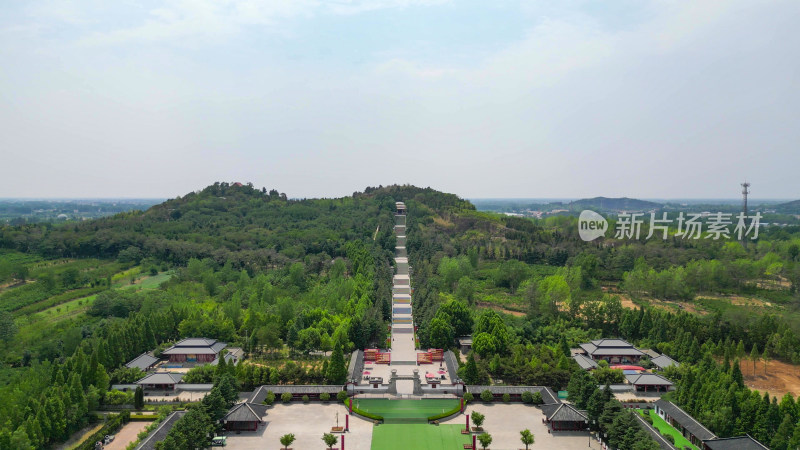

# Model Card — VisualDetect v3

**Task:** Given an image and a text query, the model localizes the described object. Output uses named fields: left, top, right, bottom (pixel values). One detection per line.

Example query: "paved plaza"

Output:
left=224, top=403, right=373, bottom=450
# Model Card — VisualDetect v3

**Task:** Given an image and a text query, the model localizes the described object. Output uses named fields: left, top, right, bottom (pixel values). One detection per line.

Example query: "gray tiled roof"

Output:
left=466, top=385, right=560, bottom=404
left=573, top=354, right=599, bottom=370
left=580, top=339, right=644, bottom=357
left=223, top=403, right=268, bottom=422
left=651, top=355, right=680, bottom=369
left=703, top=435, right=769, bottom=450
left=136, top=411, right=186, bottom=450
left=443, top=350, right=462, bottom=384
left=248, top=385, right=343, bottom=403
left=162, top=338, right=227, bottom=354
left=347, top=350, right=364, bottom=382
left=126, top=353, right=159, bottom=371
left=541, top=403, right=588, bottom=422
left=626, top=373, right=673, bottom=386
left=136, top=372, right=184, bottom=385
left=655, top=400, right=716, bottom=441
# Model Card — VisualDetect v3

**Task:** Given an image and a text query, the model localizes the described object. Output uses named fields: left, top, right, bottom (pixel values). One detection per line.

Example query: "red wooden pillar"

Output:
left=341, top=434, right=345, bottom=450
left=466, top=414, right=470, bottom=432
left=345, top=414, right=349, bottom=432
left=472, top=434, right=476, bottom=449
left=349, top=398, right=353, bottom=414
left=460, top=398, right=464, bottom=412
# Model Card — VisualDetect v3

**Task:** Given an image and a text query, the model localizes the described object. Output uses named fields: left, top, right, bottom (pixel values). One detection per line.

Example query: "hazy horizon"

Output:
left=2, top=1, right=798, bottom=199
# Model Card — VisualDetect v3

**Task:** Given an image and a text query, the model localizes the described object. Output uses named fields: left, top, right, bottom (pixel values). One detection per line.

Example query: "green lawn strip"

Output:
left=354, top=399, right=460, bottom=420
left=371, top=424, right=469, bottom=450
left=120, top=272, right=173, bottom=290
left=637, top=409, right=698, bottom=450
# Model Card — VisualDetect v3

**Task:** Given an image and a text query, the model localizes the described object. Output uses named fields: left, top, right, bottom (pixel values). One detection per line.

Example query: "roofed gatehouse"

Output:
left=161, top=337, right=227, bottom=363
left=223, top=402, right=268, bottom=431
left=578, top=339, right=644, bottom=364
left=541, top=403, right=588, bottom=432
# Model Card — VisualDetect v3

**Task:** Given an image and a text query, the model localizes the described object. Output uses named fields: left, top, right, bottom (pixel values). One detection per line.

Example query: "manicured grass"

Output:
left=638, top=409, right=698, bottom=450
left=371, top=424, right=469, bottom=450
left=354, top=399, right=460, bottom=422
left=120, top=272, right=173, bottom=290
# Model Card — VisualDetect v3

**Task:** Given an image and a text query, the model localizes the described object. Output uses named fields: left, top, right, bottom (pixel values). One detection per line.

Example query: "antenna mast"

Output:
left=741, top=181, right=750, bottom=247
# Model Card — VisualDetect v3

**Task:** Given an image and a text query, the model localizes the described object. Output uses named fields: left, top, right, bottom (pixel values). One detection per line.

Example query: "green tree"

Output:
left=461, top=353, right=478, bottom=384
left=427, top=317, right=455, bottom=349
left=480, top=390, right=493, bottom=403
left=520, top=429, right=534, bottom=449
left=471, top=411, right=485, bottom=429
left=436, top=298, right=473, bottom=337
left=280, top=433, right=296, bottom=449
left=750, top=343, right=759, bottom=376
left=477, top=432, right=492, bottom=450
left=322, top=433, right=338, bottom=449
left=281, top=392, right=292, bottom=403
left=326, top=344, right=347, bottom=384
left=134, top=386, right=144, bottom=410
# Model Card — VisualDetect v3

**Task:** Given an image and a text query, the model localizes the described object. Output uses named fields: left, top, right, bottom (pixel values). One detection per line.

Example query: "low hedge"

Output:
left=427, top=404, right=463, bottom=422
left=129, top=414, right=158, bottom=421
left=342, top=399, right=384, bottom=422
left=75, top=411, right=130, bottom=450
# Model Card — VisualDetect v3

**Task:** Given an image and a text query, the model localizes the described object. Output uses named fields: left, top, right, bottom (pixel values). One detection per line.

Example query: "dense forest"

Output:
left=1, top=183, right=799, bottom=448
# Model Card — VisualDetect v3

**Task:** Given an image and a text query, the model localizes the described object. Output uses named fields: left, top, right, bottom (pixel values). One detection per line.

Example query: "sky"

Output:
left=1, top=0, right=798, bottom=200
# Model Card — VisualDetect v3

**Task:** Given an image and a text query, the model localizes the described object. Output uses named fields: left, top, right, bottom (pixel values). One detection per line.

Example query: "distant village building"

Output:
left=161, top=337, right=227, bottom=363
left=578, top=339, right=644, bottom=364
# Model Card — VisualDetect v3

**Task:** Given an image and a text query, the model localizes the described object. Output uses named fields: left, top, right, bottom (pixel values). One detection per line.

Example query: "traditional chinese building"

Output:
left=161, top=337, right=227, bottom=363
left=578, top=339, right=644, bottom=364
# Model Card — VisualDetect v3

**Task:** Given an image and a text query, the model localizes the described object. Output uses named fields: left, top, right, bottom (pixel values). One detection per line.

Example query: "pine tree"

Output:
left=750, top=343, right=759, bottom=376
left=463, top=353, right=479, bottom=384
left=134, top=386, right=144, bottom=410
left=326, top=343, right=347, bottom=384
left=731, top=359, right=744, bottom=388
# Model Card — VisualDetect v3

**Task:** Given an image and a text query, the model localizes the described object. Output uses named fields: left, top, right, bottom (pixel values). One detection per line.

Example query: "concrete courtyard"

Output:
left=224, top=403, right=373, bottom=450
left=225, top=401, right=597, bottom=450
left=443, top=403, right=594, bottom=450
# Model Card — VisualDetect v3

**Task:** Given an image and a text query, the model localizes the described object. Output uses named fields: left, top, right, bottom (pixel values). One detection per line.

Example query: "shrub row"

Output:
left=75, top=411, right=130, bottom=450
left=341, top=399, right=384, bottom=422
left=428, top=404, right=463, bottom=422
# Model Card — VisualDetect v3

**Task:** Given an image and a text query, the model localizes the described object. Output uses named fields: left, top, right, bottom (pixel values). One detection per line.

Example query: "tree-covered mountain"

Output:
left=775, top=199, right=800, bottom=214
left=567, top=197, right=662, bottom=212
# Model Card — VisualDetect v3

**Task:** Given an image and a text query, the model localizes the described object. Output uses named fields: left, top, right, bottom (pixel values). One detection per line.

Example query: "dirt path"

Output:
left=476, top=301, right=526, bottom=317
left=103, top=421, right=151, bottom=450
left=739, top=359, right=800, bottom=399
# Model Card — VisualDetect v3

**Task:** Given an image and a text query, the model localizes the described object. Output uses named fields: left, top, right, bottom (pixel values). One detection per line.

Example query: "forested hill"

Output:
left=0, top=183, right=412, bottom=268
left=775, top=199, right=800, bottom=214
left=568, top=197, right=662, bottom=212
